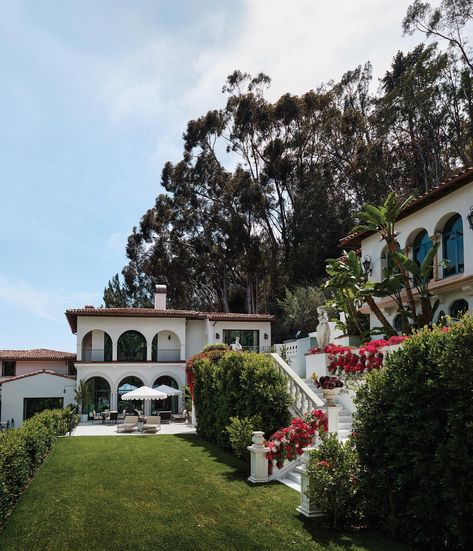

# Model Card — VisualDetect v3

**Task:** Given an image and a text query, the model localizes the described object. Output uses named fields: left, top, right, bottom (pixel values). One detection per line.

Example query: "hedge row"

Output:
left=0, top=408, right=75, bottom=525
left=355, top=317, right=473, bottom=550
left=190, top=347, right=291, bottom=449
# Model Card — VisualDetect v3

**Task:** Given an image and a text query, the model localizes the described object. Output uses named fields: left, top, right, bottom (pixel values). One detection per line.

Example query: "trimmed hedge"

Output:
left=354, top=318, right=473, bottom=550
left=0, top=408, right=74, bottom=525
left=192, top=351, right=291, bottom=449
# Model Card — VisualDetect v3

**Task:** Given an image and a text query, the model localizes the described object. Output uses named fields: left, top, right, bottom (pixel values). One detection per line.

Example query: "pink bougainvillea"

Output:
left=266, top=409, right=327, bottom=469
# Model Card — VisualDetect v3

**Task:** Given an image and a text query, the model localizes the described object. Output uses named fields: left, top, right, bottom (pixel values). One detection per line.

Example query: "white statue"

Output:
left=316, top=306, right=331, bottom=351
left=231, top=336, right=243, bottom=351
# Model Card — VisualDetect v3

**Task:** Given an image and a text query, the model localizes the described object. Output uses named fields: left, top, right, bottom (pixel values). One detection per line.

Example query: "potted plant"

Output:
left=74, top=379, right=92, bottom=422
left=312, top=374, right=344, bottom=407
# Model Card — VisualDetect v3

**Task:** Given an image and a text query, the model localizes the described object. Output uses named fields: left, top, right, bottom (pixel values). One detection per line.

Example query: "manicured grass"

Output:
left=0, top=435, right=408, bottom=551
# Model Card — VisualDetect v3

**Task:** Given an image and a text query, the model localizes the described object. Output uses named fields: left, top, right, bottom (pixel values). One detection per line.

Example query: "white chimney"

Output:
left=154, top=284, right=167, bottom=309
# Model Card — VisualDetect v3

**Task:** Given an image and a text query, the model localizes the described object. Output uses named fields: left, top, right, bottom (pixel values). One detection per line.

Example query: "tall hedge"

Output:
left=192, top=351, right=291, bottom=449
left=0, top=408, right=74, bottom=525
left=354, top=318, right=473, bottom=550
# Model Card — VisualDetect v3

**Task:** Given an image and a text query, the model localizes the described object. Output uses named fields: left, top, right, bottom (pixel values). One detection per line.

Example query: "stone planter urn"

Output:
left=322, top=388, right=340, bottom=407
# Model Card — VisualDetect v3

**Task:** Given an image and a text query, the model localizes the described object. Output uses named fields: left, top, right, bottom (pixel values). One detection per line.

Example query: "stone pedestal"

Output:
left=326, top=405, right=340, bottom=434
left=305, top=353, right=331, bottom=380
left=247, top=431, right=270, bottom=483
left=296, top=447, right=323, bottom=517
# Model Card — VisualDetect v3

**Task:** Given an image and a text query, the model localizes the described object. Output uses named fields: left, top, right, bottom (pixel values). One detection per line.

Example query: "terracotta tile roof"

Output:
left=0, top=349, right=76, bottom=361
left=65, top=308, right=274, bottom=333
left=0, top=369, right=76, bottom=385
left=339, top=166, right=473, bottom=248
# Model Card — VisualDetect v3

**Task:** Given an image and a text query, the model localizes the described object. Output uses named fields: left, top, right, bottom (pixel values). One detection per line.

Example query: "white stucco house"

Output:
left=64, top=284, right=273, bottom=416
left=339, top=167, right=473, bottom=331
left=0, top=349, right=77, bottom=426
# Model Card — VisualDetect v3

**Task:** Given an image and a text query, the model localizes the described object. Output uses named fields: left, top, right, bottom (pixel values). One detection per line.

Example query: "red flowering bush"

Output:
left=266, top=409, right=327, bottom=468
left=323, top=336, right=410, bottom=380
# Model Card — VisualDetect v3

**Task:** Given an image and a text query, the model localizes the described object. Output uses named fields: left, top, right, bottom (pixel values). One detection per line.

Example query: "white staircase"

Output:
left=269, top=353, right=354, bottom=492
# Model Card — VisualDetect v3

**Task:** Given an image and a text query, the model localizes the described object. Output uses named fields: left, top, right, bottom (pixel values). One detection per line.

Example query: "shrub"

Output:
left=226, top=415, right=262, bottom=461
left=191, top=350, right=291, bottom=451
left=0, top=407, right=73, bottom=525
left=354, top=317, right=473, bottom=549
left=306, top=433, right=363, bottom=529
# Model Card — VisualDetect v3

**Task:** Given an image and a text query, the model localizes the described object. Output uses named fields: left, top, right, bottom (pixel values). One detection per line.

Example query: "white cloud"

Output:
left=107, top=232, right=127, bottom=253
left=0, top=277, right=100, bottom=321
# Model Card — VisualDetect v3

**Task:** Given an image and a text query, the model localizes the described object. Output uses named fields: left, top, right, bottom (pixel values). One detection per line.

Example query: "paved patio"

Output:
left=72, top=422, right=196, bottom=436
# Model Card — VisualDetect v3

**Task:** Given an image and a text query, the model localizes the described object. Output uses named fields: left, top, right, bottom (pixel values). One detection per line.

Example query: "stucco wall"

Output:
left=0, top=373, right=75, bottom=426
left=14, top=360, right=68, bottom=377
left=211, top=320, right=271, bottom=348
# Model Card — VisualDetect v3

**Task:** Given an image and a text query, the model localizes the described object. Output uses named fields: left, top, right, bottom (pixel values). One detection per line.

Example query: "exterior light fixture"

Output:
left=362, top=255, right=372, bottom=275
left=215, top=332, right=220, bottom=339
left=467, top=206, right=473, bottom=230
left=168, top=334, right=171, bottom=340
left=264, top=333, right=268, bottom=340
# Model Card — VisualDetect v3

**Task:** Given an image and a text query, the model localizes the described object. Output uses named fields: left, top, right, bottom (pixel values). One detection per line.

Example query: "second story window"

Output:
left=117, top=330, right=147, bottom=361
left=413, top=230, right=433, bottom=282
left=2, top=361, right=16, bottom=377
left=443, top=214, right=464, bottom=278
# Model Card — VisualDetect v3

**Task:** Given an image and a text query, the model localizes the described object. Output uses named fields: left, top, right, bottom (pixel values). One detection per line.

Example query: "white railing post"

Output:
left=247, top=431, right=270, bottom=483
left=296, top=447, right=323, bottom=517
left=327, top=405, right=339, bottom=434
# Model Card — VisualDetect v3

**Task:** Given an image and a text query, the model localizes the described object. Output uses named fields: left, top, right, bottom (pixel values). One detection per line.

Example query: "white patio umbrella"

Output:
left=120, top=386, right=167, bottom=401
left=153, top=384, right=183, bottom=397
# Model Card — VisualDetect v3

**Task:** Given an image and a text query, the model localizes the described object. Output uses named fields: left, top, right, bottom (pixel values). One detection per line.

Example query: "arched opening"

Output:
left=413, top=230, right=433, bottom=267
left=86, top=377, right=111, bottom=414
left=81, top=330, right=112, bottom=362
left=443, top=214, right=464, bottom=277
left=152, top=376, right=179, bottom=414
left=450, top=299, right=469, bottom=320
left=117, top=376, right=144, bottom=413
left=152, top=331, right=181, bottom=362
left=117, top=330, right=147, bottom=362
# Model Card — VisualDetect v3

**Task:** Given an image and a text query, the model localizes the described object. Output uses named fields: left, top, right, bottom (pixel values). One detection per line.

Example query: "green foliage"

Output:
left=278, top=286, right=335, bottom=337
left=193, top=351, right=291, bottom=450
left=74, top=379, right=91, bottom=413
left=0, top=408, right=73, bottom=525
left=354, top=317, right=473, bottom=549
left=307, top=433, right=364, bottom=529
left=226, top=415, right=263, bottom=461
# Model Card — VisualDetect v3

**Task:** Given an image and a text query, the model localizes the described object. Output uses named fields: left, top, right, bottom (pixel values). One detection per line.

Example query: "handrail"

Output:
left=270, top=353, right=324, bottom=415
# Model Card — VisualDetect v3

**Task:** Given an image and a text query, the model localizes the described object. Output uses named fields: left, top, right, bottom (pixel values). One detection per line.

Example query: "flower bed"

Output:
left=266, top=409, right=327, bottom=468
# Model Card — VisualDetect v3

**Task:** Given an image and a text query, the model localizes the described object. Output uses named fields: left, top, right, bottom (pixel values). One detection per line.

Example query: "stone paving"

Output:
left=72, top=421, right=196, bottom=436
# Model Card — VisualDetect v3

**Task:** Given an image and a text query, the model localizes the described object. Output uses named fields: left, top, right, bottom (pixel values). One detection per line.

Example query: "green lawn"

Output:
left=0, top=435, right=408, bottom=551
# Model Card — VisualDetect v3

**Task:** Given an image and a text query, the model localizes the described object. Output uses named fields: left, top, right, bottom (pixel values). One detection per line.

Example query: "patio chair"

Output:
left=171, top=409, right=188, bottom=423
left=92, top=410, right=102, bottom=423
left=109, top=411, right=118, bottom=424
left=116, top=415, right=139, bottom=433
left=141, top=415, right=161, bottom=434
left=117, top=409, right=126, bottom=423
left=159, top=410, right=172, bottom=424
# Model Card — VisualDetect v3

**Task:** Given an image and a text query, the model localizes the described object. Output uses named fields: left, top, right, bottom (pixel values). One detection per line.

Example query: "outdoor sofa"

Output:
left=141, top=415, right=161, bottom=434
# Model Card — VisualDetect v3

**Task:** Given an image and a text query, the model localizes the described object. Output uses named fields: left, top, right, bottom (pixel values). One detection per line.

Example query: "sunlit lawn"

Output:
left=0, top=435, right=409, bottom=551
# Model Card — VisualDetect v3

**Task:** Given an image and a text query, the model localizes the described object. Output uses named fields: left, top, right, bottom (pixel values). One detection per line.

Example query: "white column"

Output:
left=112, top=340, right=118, bottom=361
left=191, top=400, right=197, bottom=426
left=247, top=431, right=270, bottom=483
left=327, top=405, right=339, bottom=434
left=296, top=447, right=323, bottom=517
left=146, top=343, right=152, bottom=361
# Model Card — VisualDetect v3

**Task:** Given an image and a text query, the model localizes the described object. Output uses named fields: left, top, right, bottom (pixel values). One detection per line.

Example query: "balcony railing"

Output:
left=154, top=349, right=181, bottom=362
left=81, top=349, right=112, bottom=362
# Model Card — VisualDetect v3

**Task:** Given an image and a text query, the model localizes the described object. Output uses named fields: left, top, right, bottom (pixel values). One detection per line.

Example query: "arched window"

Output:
left=443, top=214, right=464, bottom=277
left=86, top=377, right=111, bottom=414
left=450, top=299, right=469, bottom=320
left=152, top=376, right=179, bottom=414
left=413, top=230, right=432, bottom=267
left=151, top=332, right=181, bottom=362
left=81, top=330, right=112, bottom=362
left=117, top=331, right=147, bottom=362
left=117, top=376, right=144, bottom=413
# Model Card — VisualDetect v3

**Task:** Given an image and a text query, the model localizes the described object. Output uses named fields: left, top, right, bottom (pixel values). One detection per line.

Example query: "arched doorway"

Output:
left=151, top=331, right=180, bottom=362
left=117, top=331, right=147, bottom=362
left=152, top=376, right=179, bottom=414
left=86, top=377, right=111, bottom=413
left=117, top=376, right=144, bottom=413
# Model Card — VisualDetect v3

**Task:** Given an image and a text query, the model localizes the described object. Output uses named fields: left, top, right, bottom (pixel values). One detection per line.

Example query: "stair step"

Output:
left=279, top=476, right=301, bottom=493
left=287, top=471, right=301, bottom=484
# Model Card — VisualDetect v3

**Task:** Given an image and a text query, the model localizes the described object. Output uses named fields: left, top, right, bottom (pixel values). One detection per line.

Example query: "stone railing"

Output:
left=270, top=353, right=324, bottom=416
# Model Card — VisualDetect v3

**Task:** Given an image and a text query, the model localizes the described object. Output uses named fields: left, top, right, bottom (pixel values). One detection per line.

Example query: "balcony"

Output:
left=81, top=349, right=112, bottom=362
left=79, top=348, right=181, bottom=362
left=153, top=348, right=181, bottom=362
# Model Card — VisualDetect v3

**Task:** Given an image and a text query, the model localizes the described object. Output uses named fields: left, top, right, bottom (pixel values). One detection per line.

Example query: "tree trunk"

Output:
left=365, top=296, right=396, bottom=336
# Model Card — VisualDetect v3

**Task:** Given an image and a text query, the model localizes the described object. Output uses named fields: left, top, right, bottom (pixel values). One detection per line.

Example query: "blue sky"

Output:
left=0, top=0, right=419, bottom=351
